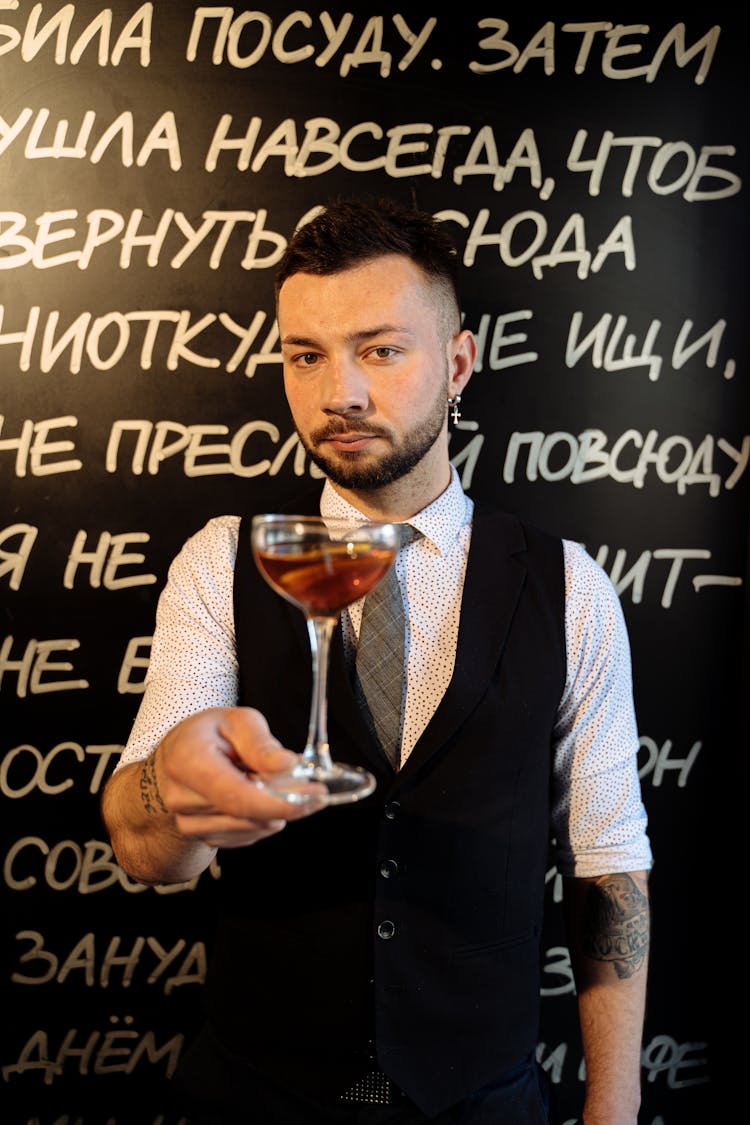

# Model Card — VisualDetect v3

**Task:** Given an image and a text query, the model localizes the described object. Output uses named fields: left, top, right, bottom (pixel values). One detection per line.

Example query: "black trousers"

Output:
left=170, top=1024, right=557, bottom=1125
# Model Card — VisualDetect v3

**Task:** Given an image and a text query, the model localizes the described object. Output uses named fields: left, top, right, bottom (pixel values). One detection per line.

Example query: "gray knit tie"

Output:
left=355, top=525, right=419, bottom=769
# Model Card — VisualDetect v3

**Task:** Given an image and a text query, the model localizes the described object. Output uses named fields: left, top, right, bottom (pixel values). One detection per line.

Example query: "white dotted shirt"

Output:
left=118, top=469, right=652, bottom=878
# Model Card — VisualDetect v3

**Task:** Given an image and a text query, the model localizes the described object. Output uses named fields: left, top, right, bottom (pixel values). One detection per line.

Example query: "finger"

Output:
left=204, top=820, right=288, bottom=847
left=159, top=708, right=326, bottom=822
left=174, top=813, right=289, bottom=844
left=218, top=707, right=300, bottom=775
left=159, top=710, right=274, bottom=807
left=169, top=761, right=324, bottom=822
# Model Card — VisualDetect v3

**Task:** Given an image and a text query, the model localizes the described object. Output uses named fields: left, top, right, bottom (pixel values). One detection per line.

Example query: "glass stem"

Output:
left=303, top=614, right=336, bottom=772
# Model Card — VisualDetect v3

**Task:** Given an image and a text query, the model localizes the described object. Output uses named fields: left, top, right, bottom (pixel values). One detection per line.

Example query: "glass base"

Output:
left=259, top=760, right=377, bottom=806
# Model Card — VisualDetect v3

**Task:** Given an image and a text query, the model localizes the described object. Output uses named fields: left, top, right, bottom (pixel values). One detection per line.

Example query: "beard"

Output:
left=297, top=384, right=447, bottom=492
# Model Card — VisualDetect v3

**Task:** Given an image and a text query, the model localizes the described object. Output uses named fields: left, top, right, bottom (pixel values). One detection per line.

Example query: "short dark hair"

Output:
left=275, top=196, right=461, bottom=327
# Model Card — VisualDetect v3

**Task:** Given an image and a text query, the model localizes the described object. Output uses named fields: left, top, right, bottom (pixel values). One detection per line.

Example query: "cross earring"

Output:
left=448, top=394, right=462, bottom=424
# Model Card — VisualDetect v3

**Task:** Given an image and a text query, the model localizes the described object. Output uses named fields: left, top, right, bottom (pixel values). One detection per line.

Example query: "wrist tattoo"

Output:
left=139, top=752, right=169, bottom=817
left=582, top=873, right=649, bottom=979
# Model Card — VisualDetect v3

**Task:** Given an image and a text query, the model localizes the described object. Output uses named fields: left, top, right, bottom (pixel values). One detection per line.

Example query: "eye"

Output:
left=295, top=352, right=320, bottom=366
left=370, top=346, right=398, bottom=360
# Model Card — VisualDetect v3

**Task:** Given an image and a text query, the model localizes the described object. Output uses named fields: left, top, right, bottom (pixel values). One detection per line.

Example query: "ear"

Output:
left=447, top=329, right=477, bottom=397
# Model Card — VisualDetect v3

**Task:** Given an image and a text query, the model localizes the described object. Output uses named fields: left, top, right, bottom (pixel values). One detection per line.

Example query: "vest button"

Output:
left=384, top=801, right=401, bottom=820
left=379, top=859, right=399, bottom=879
left=377, top=920, right=396, bottom=940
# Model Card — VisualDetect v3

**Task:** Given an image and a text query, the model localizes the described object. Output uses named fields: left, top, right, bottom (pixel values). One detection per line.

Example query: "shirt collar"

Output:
left=319, top=465, right=472, bottom=557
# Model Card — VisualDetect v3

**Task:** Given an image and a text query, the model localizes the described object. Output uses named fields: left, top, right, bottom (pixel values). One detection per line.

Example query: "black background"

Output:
left=2, top=5, right=748, bottom=1122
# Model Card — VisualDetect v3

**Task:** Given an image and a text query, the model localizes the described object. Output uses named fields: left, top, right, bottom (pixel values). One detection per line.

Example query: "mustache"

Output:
left=309, top=420, right=391, bottom=444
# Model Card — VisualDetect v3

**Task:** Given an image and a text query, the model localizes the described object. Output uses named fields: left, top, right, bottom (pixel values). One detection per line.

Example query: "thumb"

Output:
left=219, top=707, right=299, bottom=775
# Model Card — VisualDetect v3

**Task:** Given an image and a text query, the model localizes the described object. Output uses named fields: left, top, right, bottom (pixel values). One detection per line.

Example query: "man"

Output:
left=102, top=197, right=652, bottom=1125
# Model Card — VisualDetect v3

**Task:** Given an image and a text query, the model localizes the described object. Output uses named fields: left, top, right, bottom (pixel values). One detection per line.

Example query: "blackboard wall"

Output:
left=2, top=5, right=748, bottom=1122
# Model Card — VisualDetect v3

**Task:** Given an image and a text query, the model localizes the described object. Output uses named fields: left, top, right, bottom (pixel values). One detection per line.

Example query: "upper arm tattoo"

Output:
left=582, top=873, right=649, bottom=980
left=139, top=753, right=169, bottom=817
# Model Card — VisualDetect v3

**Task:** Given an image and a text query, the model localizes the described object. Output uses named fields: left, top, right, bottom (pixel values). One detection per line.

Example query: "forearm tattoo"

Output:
left=139, top=753, right=169, bottom=817
left=582, top=873, right=649, bottom=980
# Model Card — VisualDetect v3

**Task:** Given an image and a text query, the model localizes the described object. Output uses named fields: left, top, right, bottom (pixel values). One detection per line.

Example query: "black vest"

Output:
left=209, top=491, right=566, bottom=1117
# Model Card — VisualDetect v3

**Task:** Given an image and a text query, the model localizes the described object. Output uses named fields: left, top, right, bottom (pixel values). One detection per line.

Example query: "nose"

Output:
left=322, top=355, right=369, bottom=416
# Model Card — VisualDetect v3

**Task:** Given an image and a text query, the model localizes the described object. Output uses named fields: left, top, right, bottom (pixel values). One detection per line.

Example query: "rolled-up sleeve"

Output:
left=551, top=540, right=653, bottom=878
left=116, top=516, right=240, bottom=770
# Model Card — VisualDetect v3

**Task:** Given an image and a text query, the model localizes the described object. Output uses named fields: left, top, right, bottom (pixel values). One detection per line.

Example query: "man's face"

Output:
left=277, top=254, right=468, bottom=497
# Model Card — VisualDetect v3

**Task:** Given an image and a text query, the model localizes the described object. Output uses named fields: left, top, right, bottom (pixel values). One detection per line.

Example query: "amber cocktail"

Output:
left=251, top=514, right=398, bottom=804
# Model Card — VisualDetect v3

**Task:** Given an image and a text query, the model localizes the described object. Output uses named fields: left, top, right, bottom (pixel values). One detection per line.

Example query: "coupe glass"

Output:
left=250, top=513, right=399, bottom=804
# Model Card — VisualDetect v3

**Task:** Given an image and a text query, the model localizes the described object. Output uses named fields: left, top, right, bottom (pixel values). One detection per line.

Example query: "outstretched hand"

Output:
left=152, top=706, right=326, bottom=848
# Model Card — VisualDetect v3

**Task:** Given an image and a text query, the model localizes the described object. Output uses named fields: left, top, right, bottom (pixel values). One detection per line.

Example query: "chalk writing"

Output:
left=0, top=2, right=153, bottom=65
left=64, top=532, right=156, bottom=590
left=22, top=1116, right=186, bottom=1124
left=2, top=195, right=727, bottom=285
left=0, top=637, right=88, bottom=696
left=448, top=420, right=484, bottom=490
left=105, top=418, right=321, bottom=478
left=4, top=837, right=220, bottom=894
left=567, top=130, right=739, bottom=199
left=0, top=523, right=38, bottom=589
left=0, top=107, right=181, bottom=167
left=0, top=10, right=741, bottom=1123
left=437, top=207, right=635, bottom=276
left=466, top=309, right=537, bottom=372
left=186, top=10, right=436, bottom=75
left=118, top=637, right=151, bottom=694
left=459, top=308, right=737, bottom=380
left=469, top=21, right=719, bottom=83
left=536, top=1035, right=709, bottom=1088
left=0, top=636, right=149, bottom=693
left=108, top=420, right=482, bottom=488
left=541, top=945, right=575, bottom=997
left=567, top=312, right=733, bottom=381
left=593, top=545, right=743, bottom=607
left=638, top=738, right=701, bottom=787
left=0, top=304, right=281, bottom=373
left=0, top=415, right=81, bottom=475
left=23, top=1115, right=184, bottom=1125
left=11, top=930, right=206, bottom=992
left=204, top=117, right=548, bottom=190
left=8, top=106, right=735, bottom=207
left=0, top=205, right=633, bottom=276
left=1, top=10, right=722, bottom=84
left=1, top=1020, right=182, bottom=1083
left=0, top=207, right=645, bottom=279
left=504, top=429, right=749, bottom=494
left=0, top=210, right=285, bottom=270
left=642, top=1036, right=709, bottom=1089
left=545, top=864, right=564, bottom=905
left=1, top=743, right=122, bottom=797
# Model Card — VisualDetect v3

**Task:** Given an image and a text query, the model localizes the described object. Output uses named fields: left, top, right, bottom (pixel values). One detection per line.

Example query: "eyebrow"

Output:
left=281, top=325, right=415, bottom=348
